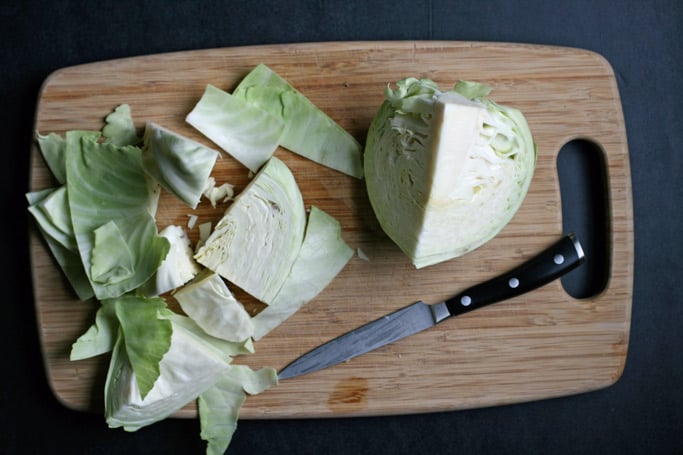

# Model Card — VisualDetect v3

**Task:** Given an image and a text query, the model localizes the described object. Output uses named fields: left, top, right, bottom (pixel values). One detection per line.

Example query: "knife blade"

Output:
left=278, top=233, right=585, bottom=380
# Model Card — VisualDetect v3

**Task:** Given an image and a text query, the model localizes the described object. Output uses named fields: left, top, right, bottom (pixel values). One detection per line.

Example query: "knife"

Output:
left=278, top=233, right=585, bottom=380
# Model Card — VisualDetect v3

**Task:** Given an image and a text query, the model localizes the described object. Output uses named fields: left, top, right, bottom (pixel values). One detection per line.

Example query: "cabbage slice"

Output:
left=142, top=121, right=219, bottom=209
left=194, top=156, right=306, bottom=303
left=105, top=310, right=255, bottom=432
left=140, top=225, right=201, bottom=297
left=198, top=366, right=277, bottom=455
left=233, top=63, right=363, bottom=178
left=186, top=84, right=284, bottom=173
left=365, top=78, right=536, bottom=268
left=102, top=104, right=141, bottom=147
left=174, top=271, right=254, bottom=343
left=251, top=206, right=353, bottom=340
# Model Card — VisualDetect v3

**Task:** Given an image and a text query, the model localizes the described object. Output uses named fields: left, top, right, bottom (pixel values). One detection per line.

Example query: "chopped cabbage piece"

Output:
left=174, top=271, right=253, bottom=342
left=251, top=206, right=353, bottom=340
left=142, top=121, right=219, bottom=209
left=195, top=157, right=306, bottom=303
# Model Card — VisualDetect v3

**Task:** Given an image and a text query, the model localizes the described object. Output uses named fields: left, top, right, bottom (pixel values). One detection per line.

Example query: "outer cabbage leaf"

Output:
left=252, top=206, right=353, bottom=340
left=186, top=84, right=284, bottom=173
left=36, top=132, right=67, bottom=184
left=174, top=271, right=253, bottom=343
left=70, top=300, right=118, bottom=360
left=27, top=186, right=76, bottom=252
left=102, top=104, right=141, bottom=147
left=233, top=63, right=363, bottom=178
left=195, top=156, right=305, bottom=303
left=66, top=131, right=170, bottom=299
left=105, top=311, right=253, bottom=432
left=364, top=78, right=536, bottom=268
left=198, top=366, right=278, bottom=455
left=113, top=295, right=172, bottom=399
left=142, top=121, right=219, bottom=209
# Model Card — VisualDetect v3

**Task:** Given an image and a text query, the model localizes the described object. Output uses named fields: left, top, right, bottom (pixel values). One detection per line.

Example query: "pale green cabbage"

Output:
left=194, top=156, right=306, bottom=303
left=186, top=84, right=284, bottom=173
left=65, top=130, right=170, bottom=299
left=174, top=271, right=254, bottom=343
left=365, top=78, right=536, bottom=268
left=251, top=205, right=354, bottom=340
left=142, top=121, right=219, bottom=209
left=233, top=63, right=363, bottom=178
left=140, top=225, right=201, bottom=297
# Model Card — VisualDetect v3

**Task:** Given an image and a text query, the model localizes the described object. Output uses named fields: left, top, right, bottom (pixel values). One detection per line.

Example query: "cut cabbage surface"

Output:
left=364, top=78, right=536, bottom=268
left=194, top=156, right=306, bottom=303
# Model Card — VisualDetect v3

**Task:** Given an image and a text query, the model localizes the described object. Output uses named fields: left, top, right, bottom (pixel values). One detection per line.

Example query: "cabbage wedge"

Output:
left=365, top=78, right=536, bottom=268
left=194, top=156, right=306, bottom=303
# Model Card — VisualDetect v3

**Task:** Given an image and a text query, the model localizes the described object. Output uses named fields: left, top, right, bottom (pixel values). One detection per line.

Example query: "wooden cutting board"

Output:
left=29, top=41, right=633, bottom=419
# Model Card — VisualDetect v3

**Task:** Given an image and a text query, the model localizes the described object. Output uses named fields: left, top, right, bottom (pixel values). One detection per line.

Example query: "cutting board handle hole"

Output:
left=557, top=139, right=610, bottom=299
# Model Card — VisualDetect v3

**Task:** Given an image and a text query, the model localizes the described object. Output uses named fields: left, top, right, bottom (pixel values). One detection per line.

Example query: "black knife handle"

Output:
left=444, top=233, right=585, bottom=317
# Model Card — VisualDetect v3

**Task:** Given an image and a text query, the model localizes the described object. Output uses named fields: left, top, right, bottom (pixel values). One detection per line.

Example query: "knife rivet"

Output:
left=460, top=295, right=472, bottom=306
left=554, top=254, right=565, bottom=265
left=508, top=277, right=520, bottom=288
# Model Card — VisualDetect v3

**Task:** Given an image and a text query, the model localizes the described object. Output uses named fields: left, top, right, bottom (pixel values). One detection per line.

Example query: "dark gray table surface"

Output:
left=2, top=1, right=681, bottom=453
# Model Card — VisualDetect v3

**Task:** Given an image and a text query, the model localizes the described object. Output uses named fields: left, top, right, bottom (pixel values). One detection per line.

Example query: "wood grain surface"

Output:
left=28, top=41, right=633, bottom=419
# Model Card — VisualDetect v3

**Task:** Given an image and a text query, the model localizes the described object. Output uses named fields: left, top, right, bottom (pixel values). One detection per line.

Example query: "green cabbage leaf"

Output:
left=252, top=205, right=353, bottom=340
left=142, top=121, right=219, bottom=209
left=233, top=63, right=363, bottom=178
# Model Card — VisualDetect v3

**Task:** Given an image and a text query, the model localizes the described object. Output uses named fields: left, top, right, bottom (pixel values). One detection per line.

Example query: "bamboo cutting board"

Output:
left=29, top=41, right=633, bottom=419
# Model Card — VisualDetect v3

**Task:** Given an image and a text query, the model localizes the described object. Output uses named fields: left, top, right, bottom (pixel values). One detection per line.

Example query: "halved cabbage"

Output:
left=364, top=78, right=536, bottom=268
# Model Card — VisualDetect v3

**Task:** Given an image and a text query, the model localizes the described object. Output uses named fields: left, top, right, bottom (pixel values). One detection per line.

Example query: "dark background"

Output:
left=2, top=1, right=681, bottom=453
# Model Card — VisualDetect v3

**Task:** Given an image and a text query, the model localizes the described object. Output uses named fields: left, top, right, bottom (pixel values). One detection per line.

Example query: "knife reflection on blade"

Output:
left=278, top=233, right=585, bottom=380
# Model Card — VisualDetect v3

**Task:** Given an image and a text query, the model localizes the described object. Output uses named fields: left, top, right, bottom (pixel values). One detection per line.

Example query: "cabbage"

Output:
left=102, top=104, right=141, bottom=147
left=140, top=225, right=201, bottom=297
left=65, top=131, right=170, bottom=299
left=36, top=132, right=67, bottom=184
left=194, top=156, right=306, bottom=303
left=105, top=308, right=258, bottom=432
left=186, top=84, right=285, bottom=173
left=364, top=78, right=536, bottom=268
left=233, top=63, right=363, bottom=178
left=26, top=188, right=94, bottom=300
left=198, top=366, right=278, bottom=455
left=173, top=271, right=254, bottom=342
left=251, top=205, right=354, bottom=340
left=142, top=121, right=219, bottom=209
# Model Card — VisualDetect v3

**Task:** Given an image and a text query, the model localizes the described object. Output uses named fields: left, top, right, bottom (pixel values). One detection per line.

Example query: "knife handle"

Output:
left=444, top=234, right=585, bottom=317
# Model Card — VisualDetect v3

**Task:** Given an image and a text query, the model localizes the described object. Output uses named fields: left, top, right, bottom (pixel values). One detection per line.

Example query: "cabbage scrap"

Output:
left=105, top=310, right=247, bottom=431
left=365, top=78, right=536, bottom=268
left=174, top=271, right=254, bottom=343
left=142, top=121, right=219, bottom=209
left=198, top=366, right=278, bottom=455
left=140, top=225, right=201, bottom=297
